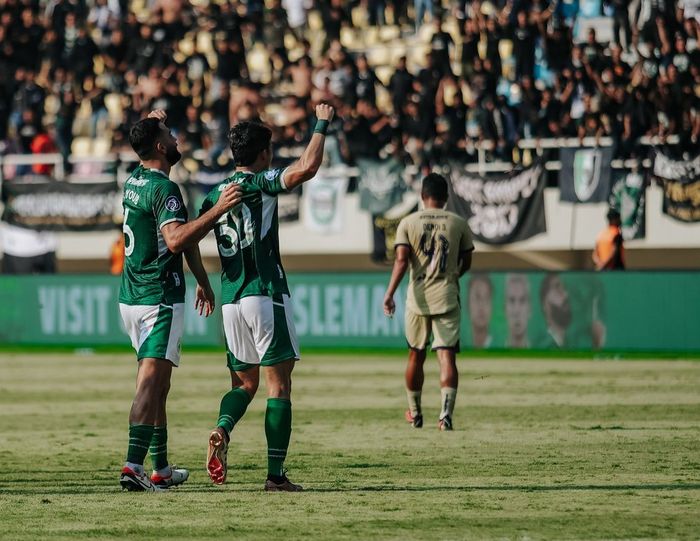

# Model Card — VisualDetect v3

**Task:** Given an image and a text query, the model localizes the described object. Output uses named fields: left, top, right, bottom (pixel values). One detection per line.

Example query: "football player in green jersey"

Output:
left=203, top=103, right=335, bottom=491
left=118, top=110, right=242, bottom=491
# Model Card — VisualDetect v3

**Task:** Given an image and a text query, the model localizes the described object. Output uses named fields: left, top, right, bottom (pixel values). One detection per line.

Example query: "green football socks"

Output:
left=265, top=398, right=292, bottom=477
left=217, top=387, right=252, bottom=435
left=126, top=424, right=155, bottom=466
left=149, top=425, right=168, bottom=471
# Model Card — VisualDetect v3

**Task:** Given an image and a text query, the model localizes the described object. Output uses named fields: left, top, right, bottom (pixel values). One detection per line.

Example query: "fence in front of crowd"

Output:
left=0, top=135, right=684, bottom=183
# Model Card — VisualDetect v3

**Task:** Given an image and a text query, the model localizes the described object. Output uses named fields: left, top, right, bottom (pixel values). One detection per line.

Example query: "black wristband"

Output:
left=314, top=119, right=329, bottom=135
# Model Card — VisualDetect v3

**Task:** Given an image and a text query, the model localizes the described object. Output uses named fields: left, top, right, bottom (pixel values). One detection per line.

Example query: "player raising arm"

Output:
left=118, top=110, right=242, bottom=492
left=203, top=104, right=334, bottom=491
left=383, top=173, right=474, bottom=431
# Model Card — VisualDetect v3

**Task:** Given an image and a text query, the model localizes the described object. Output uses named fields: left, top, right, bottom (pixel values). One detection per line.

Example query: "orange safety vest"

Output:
left=595, top=225, right=625, bottom=270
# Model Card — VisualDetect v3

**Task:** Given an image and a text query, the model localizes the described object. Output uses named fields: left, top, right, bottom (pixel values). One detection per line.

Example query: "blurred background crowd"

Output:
left=0, top=0, right=698, bottom=175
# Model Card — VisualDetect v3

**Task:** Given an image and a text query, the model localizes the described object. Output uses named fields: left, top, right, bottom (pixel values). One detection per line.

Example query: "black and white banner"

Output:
left=302, top=169, right=349, bottom=234
left=371, top=195, right=420, bottom=263
left=609, top=170, right=646, bottom=239
left=447, top=163, right=546, bottom=244
left=1, top=178, right=120, bottom=231
left=559, top=147, right=614, bottom=203
left=277, top=191, right=301, bottom=223
left=652, top=151, right=700, bottom=223
left=357, top=157, right=406, bottom=215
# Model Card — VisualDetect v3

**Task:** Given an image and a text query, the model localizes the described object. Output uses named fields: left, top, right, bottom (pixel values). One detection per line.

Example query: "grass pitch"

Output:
left=0, top=352, right=699, bottom=540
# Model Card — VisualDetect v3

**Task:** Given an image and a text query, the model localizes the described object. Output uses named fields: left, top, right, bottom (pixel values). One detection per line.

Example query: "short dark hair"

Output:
left=421, top=173, right=448, bottom=202
left=129, top=118, right=161, bottom=159
left=607, top=208, right=621, bottom=223
left=228, top=121, right=272, bottom=166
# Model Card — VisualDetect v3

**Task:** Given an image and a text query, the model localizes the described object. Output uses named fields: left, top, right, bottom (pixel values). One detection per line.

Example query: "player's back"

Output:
left=201, top=168, right=289, bottom=303
left=395, top=208, right=473, bottom=316
left=119, top=165, right=188, bottom=306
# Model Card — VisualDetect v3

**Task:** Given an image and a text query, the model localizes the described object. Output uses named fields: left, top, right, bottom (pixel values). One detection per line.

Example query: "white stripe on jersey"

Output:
left=260, top=191, right=278, bottom=240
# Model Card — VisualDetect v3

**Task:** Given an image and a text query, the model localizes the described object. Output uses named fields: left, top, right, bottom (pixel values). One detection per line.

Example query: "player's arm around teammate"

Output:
left=118, top=110, right=242, bottom=492
left=205, top=104, right=335, bottom=492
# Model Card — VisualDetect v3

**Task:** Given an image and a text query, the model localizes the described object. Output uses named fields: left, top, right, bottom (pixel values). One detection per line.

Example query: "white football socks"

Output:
left=406, top=389, right=422, bottom=417
left=439, top=387, right=457, bottom=420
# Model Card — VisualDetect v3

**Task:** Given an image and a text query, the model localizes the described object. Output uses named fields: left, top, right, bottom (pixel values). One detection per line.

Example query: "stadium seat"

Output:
left=196, top=32, right=214, bottom=56
left=248, top=44, right=272, bottom=84
left=93, top=137, right=111, bottom=156
left=105, top=94, right=123, bottom=124
left=71, top=137, right=92, bottom=157
left=378, top=26, right=400, bottom=43
left=308, top=10, right=322, bottom=31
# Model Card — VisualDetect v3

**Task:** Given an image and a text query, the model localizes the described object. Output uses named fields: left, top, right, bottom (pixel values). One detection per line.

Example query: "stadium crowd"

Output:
left=0, top=0, right=699, bottom=173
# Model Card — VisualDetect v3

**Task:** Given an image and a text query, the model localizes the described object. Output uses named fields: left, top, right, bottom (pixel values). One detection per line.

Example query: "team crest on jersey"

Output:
left=166, top=196, right=181, bottom=212
left=265, top=169, right=280, bottom=180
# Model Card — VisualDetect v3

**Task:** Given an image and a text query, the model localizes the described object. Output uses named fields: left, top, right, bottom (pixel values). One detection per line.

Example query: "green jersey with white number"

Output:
left=119, top=165, right=188, bottom=305
left=200, top=168, right=289, bottom=304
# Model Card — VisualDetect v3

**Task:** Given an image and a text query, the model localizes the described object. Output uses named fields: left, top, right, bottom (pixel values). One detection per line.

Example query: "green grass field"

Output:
left=1, top=352, right=699, bottom=540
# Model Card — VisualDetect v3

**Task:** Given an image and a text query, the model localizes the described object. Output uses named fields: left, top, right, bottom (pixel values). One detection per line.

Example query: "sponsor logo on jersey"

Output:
left=166, top=196, right=182, bottom=212
left=126, top=176, right=148, bottom=187
left=265, top=169, right=280, bottom=181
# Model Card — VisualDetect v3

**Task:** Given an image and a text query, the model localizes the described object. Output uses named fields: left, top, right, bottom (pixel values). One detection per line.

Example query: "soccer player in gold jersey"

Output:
left=383, top=173, right=474, bottom=430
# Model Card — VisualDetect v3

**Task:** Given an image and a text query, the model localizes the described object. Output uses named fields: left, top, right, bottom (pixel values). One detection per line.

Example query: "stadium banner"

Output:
left=302, top=169, right=349, bottom=233
left=1, top=179, right=120, bottom=231
left=609, top=170, right=646, bottom=240
left=1, top=272, right=699, bottom=351
left=446, top=162, right=546, bottom=244
left=357, top=157, right=406, bottom=214
left=559, top=147, right=614, bottom=203
left=182, top=161, right=237, bottom=219
left=652, top=151, right=700, bottom=223
left=371, top=195, right=420, bottom=263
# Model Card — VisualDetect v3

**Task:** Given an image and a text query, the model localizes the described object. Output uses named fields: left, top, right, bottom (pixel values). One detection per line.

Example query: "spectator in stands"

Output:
left=510, top=10, right=538, bottom=80
left=368, top=0, right=387, bottom=26
left=414, top=0, right=433, bottom=31
left=430, top=14, right=454, bottom=76
left=12, top=7, right=44, bottom=71
left=55, top=89, right=77, bottom=162
left=354, top=54, right=383, bottom=106
left=320, top=0, right=346, bottom=53
left=344, top=98, right=393, bottom=160
left=0, top=0, right=697, bottom=173
left=30, top=127, right=56, bottom=175
left=612, top=0, right=633, bottom=49
left=389, top=55, right=413, bottom=115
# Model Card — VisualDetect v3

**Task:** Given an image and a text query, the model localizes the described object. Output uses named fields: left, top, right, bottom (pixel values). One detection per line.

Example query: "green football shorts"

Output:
left=222, top=294, right=300, bottom=372
left=119, top=303, right=184, bottom=366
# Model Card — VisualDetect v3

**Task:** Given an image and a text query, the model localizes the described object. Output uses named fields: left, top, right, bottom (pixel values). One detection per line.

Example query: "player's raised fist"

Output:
left=215, top=182, right=243, bottom=214
left=148, top=109, right=167, bottom=122
left=315, top=103, right=335, bottom=122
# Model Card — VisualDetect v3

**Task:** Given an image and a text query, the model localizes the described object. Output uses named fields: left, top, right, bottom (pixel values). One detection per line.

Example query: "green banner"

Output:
left=0, top=272, right=698, bottom=351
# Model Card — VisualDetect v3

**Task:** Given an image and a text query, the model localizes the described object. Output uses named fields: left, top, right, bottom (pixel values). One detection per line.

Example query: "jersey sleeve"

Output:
left=250, top=168, right=288, bottom=195
left=198, top=186, right=217, bottom=218
left=153, top=181, right=188, bottom=229
left=460, top=221, right=475, bottom=252
left=394, top=217, right=410, bottom=247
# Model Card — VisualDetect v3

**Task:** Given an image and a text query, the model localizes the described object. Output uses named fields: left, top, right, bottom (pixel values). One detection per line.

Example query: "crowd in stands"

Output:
left=0, top=0, right=699, bottom=176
